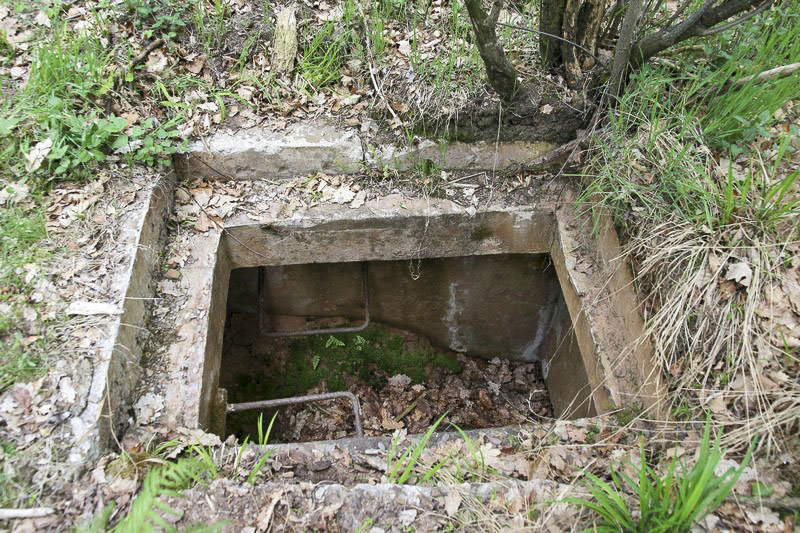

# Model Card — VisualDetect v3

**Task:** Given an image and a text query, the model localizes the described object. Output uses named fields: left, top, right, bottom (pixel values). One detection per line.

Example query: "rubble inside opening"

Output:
left=217, top=254, right=579, bottom=443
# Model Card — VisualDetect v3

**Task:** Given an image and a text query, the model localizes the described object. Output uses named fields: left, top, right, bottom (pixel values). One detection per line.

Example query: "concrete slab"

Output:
left=70, top=172, right=174, bottom=464
left=176, top=120, right=558, bottom=180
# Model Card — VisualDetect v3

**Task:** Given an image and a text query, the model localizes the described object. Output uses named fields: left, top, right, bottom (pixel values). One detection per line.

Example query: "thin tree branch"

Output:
left=664, top=0, right=696, bottom=27
left=496, top=22, right=611, bottom=73
left=630, top=0, right=771, bottom=69
left=699, top=0, right=774, bottom=35
left=732, top=62, right=800, bottom=87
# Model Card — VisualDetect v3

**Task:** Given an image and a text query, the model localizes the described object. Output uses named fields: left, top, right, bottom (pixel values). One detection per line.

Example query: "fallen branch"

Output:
left=728, top=496, right=800, bottom=512
left=732, top=62, right=800, bottom=87
left=104, top=38, right=165, bottom=116
left=395, top=391, right=427, bottom=422
left=113, top=38, right=165, bottom=89
left=0, top=508, right=56, bottom=520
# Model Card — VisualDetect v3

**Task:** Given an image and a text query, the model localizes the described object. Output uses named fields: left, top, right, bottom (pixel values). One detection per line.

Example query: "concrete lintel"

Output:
left=223, top=201, right=556, bottom=269
left=176, top=120, right=559, bottom=180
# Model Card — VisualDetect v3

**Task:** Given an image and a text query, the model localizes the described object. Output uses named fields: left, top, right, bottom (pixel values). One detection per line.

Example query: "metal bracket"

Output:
left=227, top=391, right=363, bottom=438
left=258, top=262, right=370, bottom=337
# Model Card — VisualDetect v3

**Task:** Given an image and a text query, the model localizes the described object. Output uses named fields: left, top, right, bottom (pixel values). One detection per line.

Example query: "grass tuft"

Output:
left=567, top=418, right=755, bottom=532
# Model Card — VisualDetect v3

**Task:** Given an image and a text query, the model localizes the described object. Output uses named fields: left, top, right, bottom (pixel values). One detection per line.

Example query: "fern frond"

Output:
left=110, top=457, right=209, bottom=533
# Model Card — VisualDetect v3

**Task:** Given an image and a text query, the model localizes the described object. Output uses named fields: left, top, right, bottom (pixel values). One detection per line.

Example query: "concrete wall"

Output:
left=227, top=254, right=578, bottom=363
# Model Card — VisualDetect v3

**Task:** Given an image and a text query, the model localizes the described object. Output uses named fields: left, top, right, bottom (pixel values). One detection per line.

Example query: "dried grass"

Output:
left=625, top=217, right=800, bottom=453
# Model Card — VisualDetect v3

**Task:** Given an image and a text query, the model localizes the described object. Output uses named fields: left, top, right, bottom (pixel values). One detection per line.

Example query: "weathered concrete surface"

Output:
left=375, top=138, right=558, bottom=172
left=550, top=189, right=665, bottom=418
left=177, top=121, right=364, bottom=180
left=176, top=120, right=558, bottom=180
left=71, top=172, right=174, bottom=464
left=222, top=202, right=557, bottom=267
left=229, top=254, right=571, bottom=361
left=168, top=478, right=578, bottom=532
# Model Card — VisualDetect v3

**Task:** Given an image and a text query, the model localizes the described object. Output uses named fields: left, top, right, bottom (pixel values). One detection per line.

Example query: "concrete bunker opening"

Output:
left=217, top=254, right=586, bottom=443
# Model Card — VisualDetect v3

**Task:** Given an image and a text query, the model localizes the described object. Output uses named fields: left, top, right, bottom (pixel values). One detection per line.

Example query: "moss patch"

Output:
left=230, top=324, right=463, bottom=405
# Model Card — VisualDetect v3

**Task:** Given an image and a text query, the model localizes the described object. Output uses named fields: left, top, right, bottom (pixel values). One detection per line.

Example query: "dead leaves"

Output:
left=24, top=138, right=52, bottom=173
left=175, top=179, right=244, bottom=232
left=725, top=261, right=752, bottom=287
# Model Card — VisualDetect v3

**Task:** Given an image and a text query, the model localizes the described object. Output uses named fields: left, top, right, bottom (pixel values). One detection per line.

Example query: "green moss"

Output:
left=613, top=405, right=642, bottom=427
left=243, top=325, right=464, bottom=406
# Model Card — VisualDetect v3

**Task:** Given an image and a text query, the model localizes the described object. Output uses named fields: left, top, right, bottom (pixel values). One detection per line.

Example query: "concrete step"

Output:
left=167, top=477, right=579, bottom=531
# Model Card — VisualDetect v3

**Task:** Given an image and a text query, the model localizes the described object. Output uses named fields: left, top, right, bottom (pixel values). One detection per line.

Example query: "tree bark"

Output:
left=540, top=0, right=568, bottom=67
left=561, top=0, right=606, bottom=86
left=464, top=0, right=523, bottom=102
left=609, top=0, right=645, bottom=96
left=630, top=0, right=771, bottom=69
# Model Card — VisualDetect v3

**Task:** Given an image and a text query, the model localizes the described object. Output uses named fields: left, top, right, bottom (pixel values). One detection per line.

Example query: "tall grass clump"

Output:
left=583, top=0, right=800, bottom=232
left=686, top=0, right=800, bottom=151
left=580, top=2, right=799, bottom=455
left=568, top=419, right=755, bottom=532
left=300, top=0, right=362, bottom=89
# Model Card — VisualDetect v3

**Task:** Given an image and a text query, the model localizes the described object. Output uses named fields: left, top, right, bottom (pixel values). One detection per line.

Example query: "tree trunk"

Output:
left=561, top=0, right=606, bottom=86
left=608, top=0, right=645, bottom=96
left=464, top=0, right=523, bottom=102
left=540, top=0, right=567, bottom=67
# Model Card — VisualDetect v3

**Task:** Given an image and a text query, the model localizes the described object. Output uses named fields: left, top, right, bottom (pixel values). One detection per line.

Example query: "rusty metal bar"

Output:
left=227, top=391, right=363, bottom=438
left=259, top=262, right=370, bottom=337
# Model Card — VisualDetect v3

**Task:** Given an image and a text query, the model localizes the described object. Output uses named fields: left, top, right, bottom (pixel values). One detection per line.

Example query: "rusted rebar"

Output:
left=227, top=391, right=363, bottom=438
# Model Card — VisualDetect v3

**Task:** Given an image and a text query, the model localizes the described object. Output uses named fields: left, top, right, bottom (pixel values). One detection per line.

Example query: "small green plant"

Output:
left=386, top=414, right=449, bottom=484
left=300, top=0, right=361, bottom=89
left=567, top=419, right=755, bottom=532
left=445, top=423, right=488, bottom=482
left=325, top=335, right=345, bottom=349
left=106, top=458, right=211, bottom=532
left=192, top=0, right=229, bottom=53
left=124, top=0, right=190, bottom=40
left=246, top=412, right=278, bottom=484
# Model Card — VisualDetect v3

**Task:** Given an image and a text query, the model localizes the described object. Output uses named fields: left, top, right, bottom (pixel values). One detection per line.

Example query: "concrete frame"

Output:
left=160, top=192, right=664, bottom=434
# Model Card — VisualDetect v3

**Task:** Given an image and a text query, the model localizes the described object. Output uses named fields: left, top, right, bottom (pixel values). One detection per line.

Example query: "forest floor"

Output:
left=1, top=0, right=798, bottom=531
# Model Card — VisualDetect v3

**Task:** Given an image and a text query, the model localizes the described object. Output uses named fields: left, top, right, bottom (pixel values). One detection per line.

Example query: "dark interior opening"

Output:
left=218, top=254, right=582, bottom=443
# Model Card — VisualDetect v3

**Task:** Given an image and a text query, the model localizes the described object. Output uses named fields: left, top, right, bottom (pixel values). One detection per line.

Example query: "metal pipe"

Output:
left=259, top=262, right=370, bottom=337
left=227, top=391, right=363, bottom=438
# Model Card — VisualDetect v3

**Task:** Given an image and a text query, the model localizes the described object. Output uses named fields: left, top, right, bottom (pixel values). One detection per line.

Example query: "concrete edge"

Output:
left=71, top=171, right=175, bottom=464
left=175, top=121, right=559, bottom=180
left=550, top=198, right=664, bottom=418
